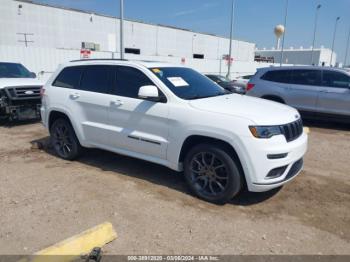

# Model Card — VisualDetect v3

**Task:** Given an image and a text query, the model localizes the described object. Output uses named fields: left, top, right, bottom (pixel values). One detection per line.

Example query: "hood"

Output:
left=189, top=94, right=300, bottom=125
left=0, top=78, right=44, bottom=89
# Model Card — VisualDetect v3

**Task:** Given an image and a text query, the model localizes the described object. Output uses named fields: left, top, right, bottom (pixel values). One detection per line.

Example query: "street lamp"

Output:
left=344, top=26, right=350, bottom=67
left=311, top=4, right=321, bottom=65
left=120, top=0, right=125, bottom=60
left=330, top=16, right=340, bottom=66
left=280, top=0, right=289, bottom=66
left=226, top=0, right=235, bottom=79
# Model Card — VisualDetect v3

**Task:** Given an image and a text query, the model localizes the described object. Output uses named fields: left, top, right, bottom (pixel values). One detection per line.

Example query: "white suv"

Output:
left=41, top=59, right=308, bottom=203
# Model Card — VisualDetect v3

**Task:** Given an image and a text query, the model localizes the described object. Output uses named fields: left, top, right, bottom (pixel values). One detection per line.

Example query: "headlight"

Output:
left=249, top=125, right=282, bottom=139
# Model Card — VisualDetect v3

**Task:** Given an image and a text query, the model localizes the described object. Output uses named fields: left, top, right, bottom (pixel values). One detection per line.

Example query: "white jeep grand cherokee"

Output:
left=41, top=59, right=308, bottom=203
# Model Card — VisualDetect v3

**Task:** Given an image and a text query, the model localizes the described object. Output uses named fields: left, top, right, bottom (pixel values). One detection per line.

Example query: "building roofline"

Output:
left=16, top=0, right=254, bottom=45
left=256, top=48, right=332, bottom=52
left=257, top=65, right=346, bottom=71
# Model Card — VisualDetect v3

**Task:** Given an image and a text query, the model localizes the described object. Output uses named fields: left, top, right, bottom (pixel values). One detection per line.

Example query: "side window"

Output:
left=79, top=65, right=112, bottom=94
left=322, top=71, right=350, bottom=88
left=261, top=70, right=291, bottom=83
left=114, top=66, right=154, bottom=99
left=290, top=70, right=321, bottom=86
left=53, top=66, right=83, bottom=89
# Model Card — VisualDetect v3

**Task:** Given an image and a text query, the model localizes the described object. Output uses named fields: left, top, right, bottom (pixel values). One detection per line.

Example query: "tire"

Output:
left=50, top=118, right=83, bottom=160
left=184, top=143, right=243, bottom=204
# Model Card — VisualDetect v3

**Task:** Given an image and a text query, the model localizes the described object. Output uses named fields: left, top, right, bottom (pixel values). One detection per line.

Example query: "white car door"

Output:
left=53, top=65, right=113, bottom=146
left=316, top=70, right=350, bottom=116
left=108, top=66, right=169, bottom=159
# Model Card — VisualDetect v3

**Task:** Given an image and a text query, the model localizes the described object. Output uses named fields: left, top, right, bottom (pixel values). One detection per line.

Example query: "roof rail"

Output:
left=69, top=58, right=128, bottom=62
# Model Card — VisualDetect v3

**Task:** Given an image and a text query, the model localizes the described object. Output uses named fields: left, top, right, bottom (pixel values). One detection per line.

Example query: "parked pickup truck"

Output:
left=0, top=62, right=44, bottom=121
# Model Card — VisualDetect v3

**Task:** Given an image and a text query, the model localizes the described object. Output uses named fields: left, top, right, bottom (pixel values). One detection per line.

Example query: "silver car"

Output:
left=246, top=66, right=350, bottom=123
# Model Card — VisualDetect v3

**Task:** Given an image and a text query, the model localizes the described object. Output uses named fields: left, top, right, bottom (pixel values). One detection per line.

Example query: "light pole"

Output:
left=330, top=16, right=340, bottom=66
left=120, top=0, right=125, bottom=60
left=280, top=0, right=289, bottom=66
left=311, top=4, right=321, bottom=65
left=226, top=0, right=235, bottom=79
left=344, top=26, right=350, bottom=67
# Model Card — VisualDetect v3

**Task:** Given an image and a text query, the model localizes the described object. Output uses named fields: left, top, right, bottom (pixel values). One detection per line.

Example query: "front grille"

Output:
left=279, top=118, right=303, bottom=142
left=4, top=86, right=41, bottom=101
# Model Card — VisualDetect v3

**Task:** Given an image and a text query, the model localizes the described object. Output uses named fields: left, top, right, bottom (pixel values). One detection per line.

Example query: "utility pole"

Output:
left=280, top=0, right=289, bottom=66
left=120, top=0, right=124, bottom=59
left=17, top=33, right=34, bottom=47
left=344, top=26, right=350, bottom=67
left=330, top=16, right=340, bottom=66
left=226, top=0, right=235, bottom=79
left=311, top=4, right=321, bottom=65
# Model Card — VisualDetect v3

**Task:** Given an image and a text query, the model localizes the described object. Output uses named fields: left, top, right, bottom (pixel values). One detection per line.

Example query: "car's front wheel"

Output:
left=50, top=118, right=82, bottom=160
left=184, top=144, right=243, bottom=204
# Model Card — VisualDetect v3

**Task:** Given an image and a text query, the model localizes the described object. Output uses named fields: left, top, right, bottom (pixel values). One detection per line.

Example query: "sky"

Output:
left=33, top=0, right=350, bottom=64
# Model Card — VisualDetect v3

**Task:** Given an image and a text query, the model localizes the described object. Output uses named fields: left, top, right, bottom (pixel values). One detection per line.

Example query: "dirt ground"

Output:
left=0, top=120, right=349, bottom=255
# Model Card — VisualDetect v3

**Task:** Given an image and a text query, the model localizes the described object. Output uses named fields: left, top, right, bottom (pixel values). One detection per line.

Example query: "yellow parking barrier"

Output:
left=18, top=222, right=117, bottom=262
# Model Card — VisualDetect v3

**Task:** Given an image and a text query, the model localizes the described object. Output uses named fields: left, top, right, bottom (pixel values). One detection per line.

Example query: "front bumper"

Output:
left=240, top=132, right=308, bottom=192
left=1, top=104, right=41, bottom=120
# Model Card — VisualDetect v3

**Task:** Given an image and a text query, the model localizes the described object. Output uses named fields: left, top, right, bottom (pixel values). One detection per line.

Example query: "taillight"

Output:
left=40, top=86, right=45, bottom=97
left=246, top=83, right=255, bottom=91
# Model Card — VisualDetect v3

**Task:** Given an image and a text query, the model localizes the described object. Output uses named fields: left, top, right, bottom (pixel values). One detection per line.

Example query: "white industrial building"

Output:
left=255, top=47, right=337, bottom=67
left=0, top=0, right=258, bottom=79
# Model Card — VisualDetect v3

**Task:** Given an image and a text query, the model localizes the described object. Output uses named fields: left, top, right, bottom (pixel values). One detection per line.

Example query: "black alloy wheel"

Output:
left=50, top=118, right=82, bottom=160
left=184, top=144, right=243, bottom=204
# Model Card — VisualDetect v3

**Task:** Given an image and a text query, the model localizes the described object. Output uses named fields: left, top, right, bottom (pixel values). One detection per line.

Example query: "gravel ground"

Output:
left=0, top=120, right=349, bottom=255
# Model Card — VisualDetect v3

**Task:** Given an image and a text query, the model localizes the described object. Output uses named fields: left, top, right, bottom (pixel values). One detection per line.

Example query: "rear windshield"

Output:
left=150, top=67, right=227, bottom=100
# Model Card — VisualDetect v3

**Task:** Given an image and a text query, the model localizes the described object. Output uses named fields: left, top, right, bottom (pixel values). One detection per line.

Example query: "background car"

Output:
left=205, top=74, right=245, bottom=94
left=231, top=74, right=253, bottom=91
left=246, top=66, right=350, bottom=123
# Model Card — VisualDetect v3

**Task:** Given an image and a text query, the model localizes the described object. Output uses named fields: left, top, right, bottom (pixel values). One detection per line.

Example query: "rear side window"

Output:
left=290, top=70, right=321, bottom=86
left=53, top=66, right=83, bottom=89
left=113, top=66, right=154, bottom=99
left=322, top=70, right=350, bottom=88
left=261, top=70, right=291, bottom=83
left=79, top=65, right=112, bottom=94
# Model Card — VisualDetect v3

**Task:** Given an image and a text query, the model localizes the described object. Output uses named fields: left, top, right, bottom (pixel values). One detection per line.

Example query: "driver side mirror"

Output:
left=138, top=85, right=161, bottom=102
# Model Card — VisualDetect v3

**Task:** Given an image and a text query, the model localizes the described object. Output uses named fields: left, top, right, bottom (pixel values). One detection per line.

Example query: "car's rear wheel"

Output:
left=50, top=118, right=82, bottom=160
left=184, top=144, right=243, bottom=204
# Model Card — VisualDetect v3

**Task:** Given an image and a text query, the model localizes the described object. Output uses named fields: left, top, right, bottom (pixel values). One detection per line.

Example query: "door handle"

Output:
left=69, top=93, right=80, bottom=99
left=111, top=100, right=123, bottom=106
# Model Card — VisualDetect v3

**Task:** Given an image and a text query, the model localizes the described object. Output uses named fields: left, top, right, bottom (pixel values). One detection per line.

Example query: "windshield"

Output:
left=150, top=67, right=228, bottom=100
left=0, top=63, right=33, bottom=78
